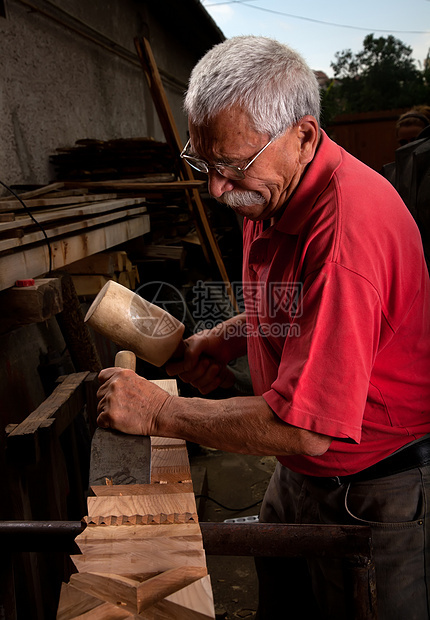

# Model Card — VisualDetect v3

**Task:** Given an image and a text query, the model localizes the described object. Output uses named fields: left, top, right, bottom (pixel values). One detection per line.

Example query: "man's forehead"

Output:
left=189, top=115, right=267, bottom=155
left=190, top=106, right=255, bottom=134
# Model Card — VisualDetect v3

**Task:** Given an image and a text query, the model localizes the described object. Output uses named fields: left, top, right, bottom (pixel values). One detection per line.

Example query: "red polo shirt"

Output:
left=243, top=131, right=430, bottom=476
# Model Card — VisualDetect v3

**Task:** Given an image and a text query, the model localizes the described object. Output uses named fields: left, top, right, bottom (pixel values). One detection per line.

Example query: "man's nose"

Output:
left=207, top=169, right=235, bottom=198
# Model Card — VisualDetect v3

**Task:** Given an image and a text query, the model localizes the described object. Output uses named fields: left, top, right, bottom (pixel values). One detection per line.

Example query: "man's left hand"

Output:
left=96, top=368, right=172, bottom=435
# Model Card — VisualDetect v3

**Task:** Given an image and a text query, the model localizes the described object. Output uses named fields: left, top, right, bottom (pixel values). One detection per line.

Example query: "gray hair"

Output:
left=184, top=36, right=320, bottom=137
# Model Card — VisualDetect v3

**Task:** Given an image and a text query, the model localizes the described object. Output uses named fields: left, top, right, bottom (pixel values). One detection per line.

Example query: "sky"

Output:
left=201, top=0, right=430, bottom=77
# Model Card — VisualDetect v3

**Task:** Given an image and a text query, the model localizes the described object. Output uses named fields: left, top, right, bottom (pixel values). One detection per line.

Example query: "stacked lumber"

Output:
left=57, top=379, right=215, bottom=619
left=48, top=132, right=239, bottom=288
left=61, top=250, right=140, bottom=297
left=62, top=181, right=202, bottom=247
left=0, top=184, right=150, bottom=292
left=50, top=137, right=178, bottom=181
left=47, top=133, right=210, bottom=253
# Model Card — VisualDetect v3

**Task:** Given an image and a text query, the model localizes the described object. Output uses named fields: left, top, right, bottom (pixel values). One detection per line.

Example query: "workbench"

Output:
left=1, top=372, right=378, bottom=619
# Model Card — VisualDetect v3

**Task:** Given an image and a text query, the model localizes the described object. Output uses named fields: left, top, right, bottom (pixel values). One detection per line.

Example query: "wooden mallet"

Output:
left=84, top=280, right=235, bottom=387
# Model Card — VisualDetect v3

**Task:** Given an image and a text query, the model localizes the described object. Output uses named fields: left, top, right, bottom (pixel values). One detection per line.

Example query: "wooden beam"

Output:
left=86, top=493, right=197, bottom=519
left=56, top=274, right=102, bottom=373
left=0, top=198, right=146, bottom=234
left=0, top=214, right=150, bottom=291
left=70, top=567, right=207, bottom=615
left=59, top=252, right=125, bottom=276
left=56, top=582, right=132, bottom=619
left=6, top=372, right=89, bottom=464
left=90, top=483, right=194, bottom=497
left=0, top=278, right=63, bottom=332
left=0, top=182, right=65, bottom=201
left=71, top=539, right=206, bottom=574
left=0, top=193, right=118, bottom=212
left=64, top=180, right=204, bottom=191
left=70, top=275, right=113, bottom=297
left=0, top=206, right=146, bottom=253
left=57, top=378, right=215, bottom=618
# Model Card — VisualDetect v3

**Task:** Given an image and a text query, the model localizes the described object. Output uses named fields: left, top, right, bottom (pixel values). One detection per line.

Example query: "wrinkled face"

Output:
left=188, top=106, right=316, bottom=221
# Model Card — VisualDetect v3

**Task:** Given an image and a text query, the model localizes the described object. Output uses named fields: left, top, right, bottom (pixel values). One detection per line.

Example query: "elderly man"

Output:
left=97, top=37, right=430, bottom=619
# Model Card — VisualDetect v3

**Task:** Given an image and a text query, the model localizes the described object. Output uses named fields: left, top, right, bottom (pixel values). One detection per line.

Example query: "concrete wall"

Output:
left=0, top=0, right=224, bottom=423
left=0, top=0, right=221, bottom=189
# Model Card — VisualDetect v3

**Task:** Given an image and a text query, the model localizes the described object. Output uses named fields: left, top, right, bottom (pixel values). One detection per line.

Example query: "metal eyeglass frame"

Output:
left=180, top=137, right=274, bottom=180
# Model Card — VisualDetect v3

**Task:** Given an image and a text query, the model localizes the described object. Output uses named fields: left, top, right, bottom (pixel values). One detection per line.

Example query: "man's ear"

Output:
left=297, top=116, right=320, bottom=165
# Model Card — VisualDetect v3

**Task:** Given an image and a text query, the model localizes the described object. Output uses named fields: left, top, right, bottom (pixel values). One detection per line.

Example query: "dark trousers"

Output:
left=255, top=463, right=430, bottom=620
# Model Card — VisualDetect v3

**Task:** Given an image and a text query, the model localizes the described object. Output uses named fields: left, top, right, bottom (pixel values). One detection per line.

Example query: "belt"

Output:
left=308, top=435, right=430, bottom=488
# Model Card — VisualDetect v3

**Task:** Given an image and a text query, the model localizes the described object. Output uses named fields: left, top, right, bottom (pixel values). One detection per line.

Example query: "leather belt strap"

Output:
left=308, top=435, right=430, bottom=488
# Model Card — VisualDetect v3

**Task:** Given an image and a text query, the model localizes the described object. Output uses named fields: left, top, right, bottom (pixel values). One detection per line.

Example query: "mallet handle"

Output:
left=114, top=350, right=137, bottom=371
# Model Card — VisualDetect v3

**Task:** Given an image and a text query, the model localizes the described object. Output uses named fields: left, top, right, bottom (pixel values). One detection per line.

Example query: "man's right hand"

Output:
left=165, top=327, right=236, bottom=394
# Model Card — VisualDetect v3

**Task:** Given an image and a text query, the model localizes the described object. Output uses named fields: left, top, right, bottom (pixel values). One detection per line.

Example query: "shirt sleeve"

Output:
left=263, top=262, right=382, bottom=442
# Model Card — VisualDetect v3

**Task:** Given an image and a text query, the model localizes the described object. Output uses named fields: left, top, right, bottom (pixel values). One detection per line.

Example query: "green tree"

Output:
left=321, top=34, right=430, bottom=126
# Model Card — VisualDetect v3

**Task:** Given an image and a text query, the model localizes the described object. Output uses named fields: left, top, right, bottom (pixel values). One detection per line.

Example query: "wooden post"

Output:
left=134, top=36, right=238, bottom=312
left=56, top=274, right=102, bottom=373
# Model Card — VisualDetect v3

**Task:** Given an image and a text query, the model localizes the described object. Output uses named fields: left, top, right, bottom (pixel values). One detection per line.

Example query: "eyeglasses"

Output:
left=180, top=137, right=274, bottom=180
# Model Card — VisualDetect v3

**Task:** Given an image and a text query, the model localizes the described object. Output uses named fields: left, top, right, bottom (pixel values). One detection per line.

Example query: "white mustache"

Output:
left=217, top=190, right=266, bottom=208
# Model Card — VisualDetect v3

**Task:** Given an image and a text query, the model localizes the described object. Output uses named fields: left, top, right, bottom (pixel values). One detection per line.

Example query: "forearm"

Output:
left=155, top=394, right=331, bottom=457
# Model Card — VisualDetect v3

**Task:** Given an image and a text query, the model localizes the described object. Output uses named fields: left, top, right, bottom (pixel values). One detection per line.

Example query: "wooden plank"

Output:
left=70, top=567, right=206, bottom=615
left=0, top=193, right=118, bottom=212
left=158, top=576, right=215, bottom=620
left=71, top=542, right=206, bottom=575
left=144, top=599, right=213, bottom=620
left=140, top=245, right=185, bottom=265
left=151, top=444, right=192, bottom=484
left=147, top=382, right=194, bottom=484
left=75, top=524, right=204, bottom=551
left=83, top=512, right=198, bottom=527
left=56, top=582, right=134, bottom=619
left=71, top=275, right=113, bottom=297
left=60, top=252, right=121, bottom=276
left=150, top=470, right=193, bottom=485
left=86, top=493, right=196, bottom=519
left=117, top=270, right=137, bottom=290
left=33, top=189, right=90, bottom=199
left=0, top=213, right=15, bottom=221
left=0, top=214, right=150, bottom=291
left=0, top=182, right=64, bottom=201
left=150, top=437, right=185, bottom=447
left=70, top=573, right=141, bottom=614
left=0, top=206, right=146, bottom=253
left=151, top=446, right=190, bottom=471
left=64, top=180, right=204, bottom=191
left=90, top=483, right=194, bottom=497
left=56, top=582, right=108, bottom=620
left=7, top=372, right=89, bottom=442
left=149, top=380, right=179, bottom=395
left=0, top=197, right=146, bottom=234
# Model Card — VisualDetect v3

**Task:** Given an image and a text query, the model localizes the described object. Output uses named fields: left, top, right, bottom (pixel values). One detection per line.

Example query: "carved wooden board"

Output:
left=56, top=379, right=215, bottom=619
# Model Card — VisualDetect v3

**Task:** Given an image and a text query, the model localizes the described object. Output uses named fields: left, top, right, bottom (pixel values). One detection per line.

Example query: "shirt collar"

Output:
left=274, top=130, right=343, bottom=235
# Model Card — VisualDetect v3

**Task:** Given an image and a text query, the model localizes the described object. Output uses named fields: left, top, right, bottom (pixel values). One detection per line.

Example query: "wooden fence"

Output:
left=326, top=108, right=409, bottom=172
